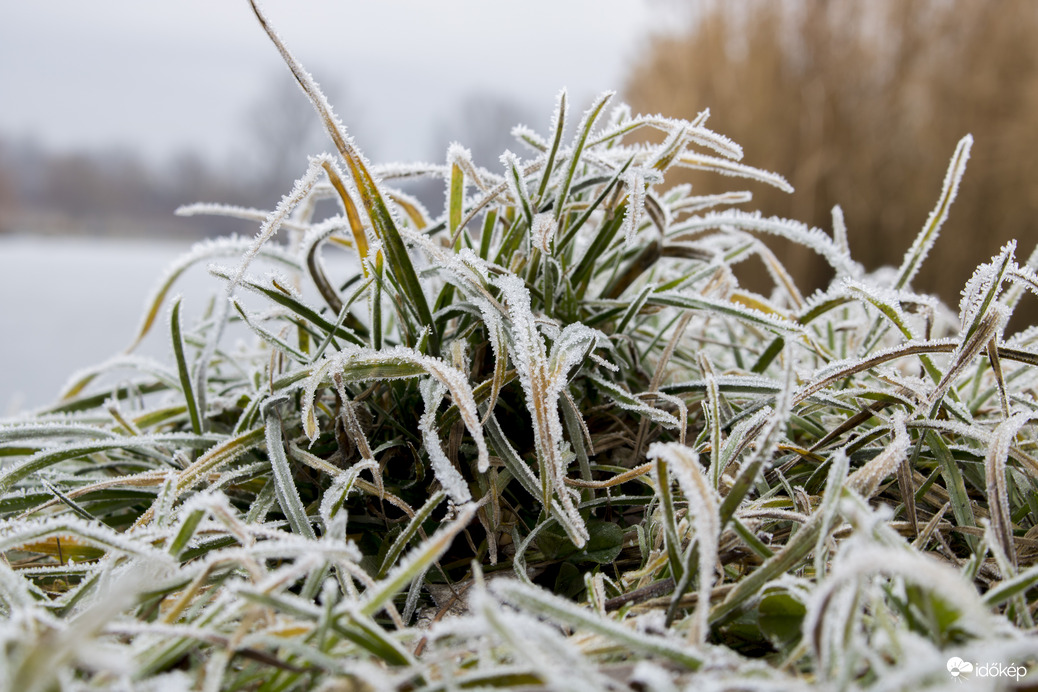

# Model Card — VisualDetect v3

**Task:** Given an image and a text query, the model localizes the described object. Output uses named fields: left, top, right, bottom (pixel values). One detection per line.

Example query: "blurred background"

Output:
left=626, top=0, right=1038, bottom=304
left=2, top=0, right=1037, bottom=408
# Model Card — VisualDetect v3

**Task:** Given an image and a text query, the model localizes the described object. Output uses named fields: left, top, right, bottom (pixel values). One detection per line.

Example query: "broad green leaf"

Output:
left=574, top=520, right=624, bottom=564
left=757, top=590, right=807, bottom=649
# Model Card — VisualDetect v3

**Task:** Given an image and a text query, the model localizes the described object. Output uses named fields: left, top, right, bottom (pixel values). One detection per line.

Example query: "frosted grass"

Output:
left=0, top=4, right=1035, bottom=689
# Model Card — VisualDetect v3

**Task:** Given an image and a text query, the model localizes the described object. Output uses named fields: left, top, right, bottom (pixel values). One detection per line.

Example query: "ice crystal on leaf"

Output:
left=894, top=134, right=973, bottom=291
left=302, top=344, right=489, bottom=473
left=845, top=411, right=909, bottom=498
left=495, top=273, right=588, bottom=545
left=647, top=443, right=719, bottom=645
left=530, top=212, right=557, bottom=254
left=418, top=379, right=471, bottom=503
left=958, top=241, right=1016, bottom=335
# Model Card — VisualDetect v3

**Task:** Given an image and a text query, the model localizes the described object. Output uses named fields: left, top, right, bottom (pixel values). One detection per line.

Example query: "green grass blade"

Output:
left=536, top=90, right=567, bottom=201
left=894, top=135, right=972, bottom=290
left=248, top=0, right=437, bottom=353
left=0, top=435, right=220, bottom=495
left=493, top=579, right=703, bottom=670
left=653, top=457, right=685, bottom=583
left=169, top=298, right=201, bottom=433
left=648, top=291, right=801, bottom=335
left=377, top=490, right=446, bottom=578
left=262, top=396, right=316, bottom=539
left=554, top=91, right=613, bottom=224
left=357, top=503, right=475, bottom=618
left=711, top=454, right=848, bottom=626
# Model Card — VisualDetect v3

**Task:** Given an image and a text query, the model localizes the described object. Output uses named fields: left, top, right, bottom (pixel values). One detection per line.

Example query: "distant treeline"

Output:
left=0, top=74, right=349, bottom=238
left=626, top=0, right=1038, bottom=311
left=0, top=138, right=255, bottom=238
left=0, top=75, right=533, bottom=242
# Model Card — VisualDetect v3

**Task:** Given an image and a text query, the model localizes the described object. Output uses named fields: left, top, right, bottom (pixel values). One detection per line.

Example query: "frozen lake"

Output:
left=0, top=234, right=349, bottom=413
left=0, top=236, right=203, bottom=411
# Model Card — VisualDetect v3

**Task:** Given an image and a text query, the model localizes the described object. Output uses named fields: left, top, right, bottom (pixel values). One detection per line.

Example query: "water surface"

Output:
left=1, top=236, right=216, bottom=411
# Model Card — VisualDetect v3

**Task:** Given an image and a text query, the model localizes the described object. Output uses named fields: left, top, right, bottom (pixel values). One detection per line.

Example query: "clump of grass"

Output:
left=2, top=4, right=1037, bottom=689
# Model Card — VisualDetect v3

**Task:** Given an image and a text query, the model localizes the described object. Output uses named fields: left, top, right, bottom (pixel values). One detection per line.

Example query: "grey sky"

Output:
left=0, top=1, right=674, bottom=166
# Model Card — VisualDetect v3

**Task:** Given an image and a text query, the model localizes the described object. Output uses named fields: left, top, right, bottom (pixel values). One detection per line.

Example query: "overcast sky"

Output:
left=0, top=2, right=679, bottom=167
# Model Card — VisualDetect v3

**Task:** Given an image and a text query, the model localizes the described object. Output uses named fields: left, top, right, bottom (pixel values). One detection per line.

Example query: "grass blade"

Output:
left=893, top=135, right=972, bottom=290
left=249, top=0, right=438, bottom=353
left=262, top=396, right=315, bottom=539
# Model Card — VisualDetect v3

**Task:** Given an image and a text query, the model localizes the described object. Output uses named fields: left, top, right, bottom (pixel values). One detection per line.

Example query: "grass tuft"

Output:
left=1, top=6, right=1036, bottom=689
